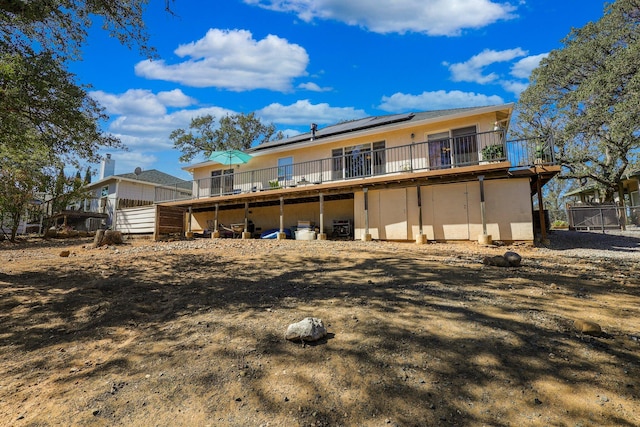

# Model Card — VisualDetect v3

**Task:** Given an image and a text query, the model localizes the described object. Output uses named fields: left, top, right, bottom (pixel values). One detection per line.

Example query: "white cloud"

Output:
left=297, top=82, right=333, bottom=92
left=157, top=89, right=199, bottom=107
left=93, top=89, right=236, bottom=152
left=257, top=99, right=366, bottom=125
left=108, top=106, right=235, bottom=141
left=443, top=49, right=544, bottom=96
left=446, top=48, right=528, bottom=84
left=244, top=0, right=517, bottom=36
left=135, top=29, right=309, bottom=91
left=510, top=53, right=547, bottom=79
left=500, top=80, right=529, bottom=96
left=378, top=90, right=504, bottom=112
left=96, top=102, right=237, bottom=176
left=91, top=89, right=196, bottom=116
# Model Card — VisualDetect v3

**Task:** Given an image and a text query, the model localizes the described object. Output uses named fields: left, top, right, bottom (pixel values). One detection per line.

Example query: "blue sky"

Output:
left=70, top=0, right=607, bottom=181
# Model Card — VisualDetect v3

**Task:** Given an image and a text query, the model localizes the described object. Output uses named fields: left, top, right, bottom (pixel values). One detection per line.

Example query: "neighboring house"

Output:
left=0, top=195, right=46, bottom=237
left=84, top=156, right=192, bottom=233
left=565, top=172, right=640, bottom=207
left=160, top=104, right=560, bottom=243
left=564, top=171, right=640, bottom=229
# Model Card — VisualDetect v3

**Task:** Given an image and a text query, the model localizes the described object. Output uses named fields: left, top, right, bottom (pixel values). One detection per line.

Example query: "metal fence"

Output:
left=567, top=204, right=624, bottom=231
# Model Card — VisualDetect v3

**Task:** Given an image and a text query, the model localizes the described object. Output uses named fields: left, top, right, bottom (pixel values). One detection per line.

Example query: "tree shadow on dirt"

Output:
left=1, top=245, right=639, bottom=426
left=0, top=236, right=94, bottom=251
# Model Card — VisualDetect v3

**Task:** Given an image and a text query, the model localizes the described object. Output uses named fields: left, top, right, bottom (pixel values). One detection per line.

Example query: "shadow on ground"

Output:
left=0, top=239, right=639, bottom=426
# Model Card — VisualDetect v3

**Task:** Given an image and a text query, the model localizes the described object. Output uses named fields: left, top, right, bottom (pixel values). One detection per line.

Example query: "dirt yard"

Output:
left=0, top=231, right=639, bottom=427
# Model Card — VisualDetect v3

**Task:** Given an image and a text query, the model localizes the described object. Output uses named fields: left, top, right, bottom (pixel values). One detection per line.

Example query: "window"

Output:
left=427, top=127, right=478, bottom=168
left=332, top=142, right=385, bottom=179
left=372, top=141, right=386, bottom=175
left=211, top=169, right=234, bottom=195
left=452, top=126, right=478, bottom=166
left=277, top=157, right=293, bottom=182
left=427, top=131, right=451, bottom=169
left=332, top=149, right=343, bottom=180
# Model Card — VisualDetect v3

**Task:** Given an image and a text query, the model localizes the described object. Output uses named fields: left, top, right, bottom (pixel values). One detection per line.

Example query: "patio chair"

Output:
left=218, top=223, right=235, bottom=238
left=217, top=223, right=244, bottom=238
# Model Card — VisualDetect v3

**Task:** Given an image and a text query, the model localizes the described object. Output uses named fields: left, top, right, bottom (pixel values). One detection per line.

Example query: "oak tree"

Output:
left=1, top=0, right=166, bottom=233
left=171, top=113, right=278, bottom=163
left=515, top=0, right=640, bottom=201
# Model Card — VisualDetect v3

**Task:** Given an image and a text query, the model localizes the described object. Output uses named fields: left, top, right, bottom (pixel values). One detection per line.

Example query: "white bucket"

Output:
left=295, top=229, right=316, bottom=240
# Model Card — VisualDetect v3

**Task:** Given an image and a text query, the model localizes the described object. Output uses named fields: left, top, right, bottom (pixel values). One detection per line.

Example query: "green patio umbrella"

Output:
left=208, top=149, right=253, bottom=166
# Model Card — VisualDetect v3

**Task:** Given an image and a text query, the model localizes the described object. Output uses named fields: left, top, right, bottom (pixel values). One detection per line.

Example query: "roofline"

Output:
left=183, top=160, right=223, bottom=172
left=86, top=175, right=179, bottom=189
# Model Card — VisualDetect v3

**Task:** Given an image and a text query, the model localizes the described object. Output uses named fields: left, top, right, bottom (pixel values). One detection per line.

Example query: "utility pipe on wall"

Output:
left=479, top=175, right=487, bottom=236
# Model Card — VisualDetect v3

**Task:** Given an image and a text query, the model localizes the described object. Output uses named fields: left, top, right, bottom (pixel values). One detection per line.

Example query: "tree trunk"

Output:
left=93, top=229, right=123, bottom=247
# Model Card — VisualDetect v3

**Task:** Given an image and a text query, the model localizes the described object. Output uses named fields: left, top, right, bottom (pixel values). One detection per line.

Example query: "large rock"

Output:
left=503, top=251, right=522, bottom=267
left=482, top=252, right=523, bottom=267
left=574, top=319, right=602, bottom=336
left=285, top=317, right=327, bottom=342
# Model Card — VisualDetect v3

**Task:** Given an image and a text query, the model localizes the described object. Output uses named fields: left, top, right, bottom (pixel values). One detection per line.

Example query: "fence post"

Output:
left=537, top=178, right=547, bottom=242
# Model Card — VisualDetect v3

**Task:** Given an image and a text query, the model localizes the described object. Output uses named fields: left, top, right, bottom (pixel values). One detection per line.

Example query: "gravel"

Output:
left=538, top=228, right=640, bottom=261
left=109, top=228, right=640, bottom=263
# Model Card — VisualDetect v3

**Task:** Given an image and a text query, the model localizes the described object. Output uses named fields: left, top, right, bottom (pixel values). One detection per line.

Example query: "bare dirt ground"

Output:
left=1, top=230, right=639, bottom=427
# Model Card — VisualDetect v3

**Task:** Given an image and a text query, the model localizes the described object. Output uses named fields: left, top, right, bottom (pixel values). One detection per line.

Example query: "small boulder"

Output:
left=504, top=251, right=522, bottom=267
left=285, top=317, right=327, bottom=342
left=574, top=319, right=602, bottom=336
left=59, top=250, right=71, bottom=257
left=482, top=255, right=511, bottom=267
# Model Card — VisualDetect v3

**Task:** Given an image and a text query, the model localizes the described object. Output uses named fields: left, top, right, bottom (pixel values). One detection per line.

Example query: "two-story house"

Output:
left=84, top=155, right=192, bottom=233
left=160, top=103, right=559, bottom=243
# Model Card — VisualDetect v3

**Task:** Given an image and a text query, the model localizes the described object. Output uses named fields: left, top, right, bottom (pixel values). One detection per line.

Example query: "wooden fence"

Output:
left=155, top=205, right=186, bottom=240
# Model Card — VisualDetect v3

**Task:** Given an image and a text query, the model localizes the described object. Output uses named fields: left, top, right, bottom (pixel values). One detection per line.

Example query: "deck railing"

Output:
left=156, top=131, right=555, bottom=202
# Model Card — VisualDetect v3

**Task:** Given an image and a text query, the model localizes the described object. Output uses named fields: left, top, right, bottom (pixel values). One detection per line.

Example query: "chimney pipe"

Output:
left=100, top=153, right=115, bottom=179
left=310, top=123, right=317, bottom=140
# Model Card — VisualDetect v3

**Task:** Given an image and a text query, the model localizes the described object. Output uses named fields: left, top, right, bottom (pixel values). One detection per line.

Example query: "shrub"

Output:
left=481, top=144, right=505, bottom=161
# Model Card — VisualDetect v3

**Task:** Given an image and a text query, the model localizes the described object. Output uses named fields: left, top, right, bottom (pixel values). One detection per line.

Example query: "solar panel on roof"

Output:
left=248, top=107, right=477, bottom=152
left=316, top=112, right=414, bottom=137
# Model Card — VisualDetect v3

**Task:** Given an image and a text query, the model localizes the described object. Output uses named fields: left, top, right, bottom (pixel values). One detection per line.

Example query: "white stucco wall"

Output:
left=354, top=178, right=534, bottom=241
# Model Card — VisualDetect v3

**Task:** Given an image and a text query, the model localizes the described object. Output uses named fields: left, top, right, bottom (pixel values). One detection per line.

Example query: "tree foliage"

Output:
left=0, top=143, right=50, bottom=241
left=0, top=0, right=162, bottom=60
left=0, top=139, right=93, bottom=241
left=1, top=0, right=163, bottom=233
left=0, top=0, right=159, bottom=164
left=514, top=0, right=640, bottom=201
left=541, top=178, right=577, bottom=224
left=0, top=52, right=123, bottom=165
left=171, top=113, right=278, bottom=163
left=47, top=167, right=90, bottom=216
